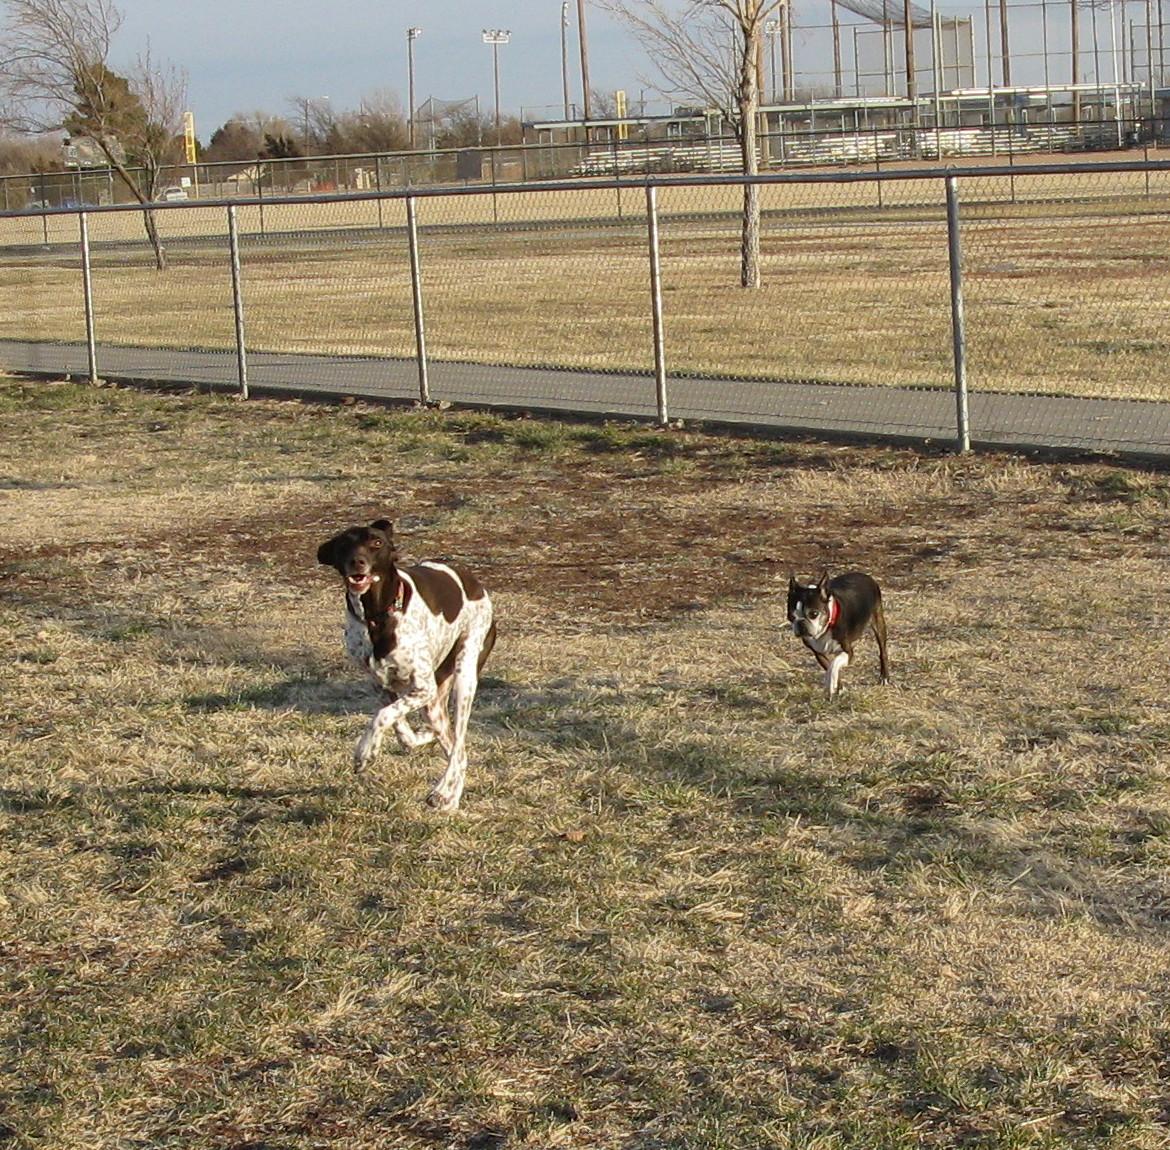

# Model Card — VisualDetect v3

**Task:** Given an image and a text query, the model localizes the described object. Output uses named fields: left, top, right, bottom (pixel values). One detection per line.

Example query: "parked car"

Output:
left=159, top=186, right=188, bottom=202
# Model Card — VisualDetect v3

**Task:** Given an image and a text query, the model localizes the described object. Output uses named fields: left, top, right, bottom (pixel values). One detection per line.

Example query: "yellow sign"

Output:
left=615, top=89, right=628, bottom=140
left=182, top=111, right=197, bottom=163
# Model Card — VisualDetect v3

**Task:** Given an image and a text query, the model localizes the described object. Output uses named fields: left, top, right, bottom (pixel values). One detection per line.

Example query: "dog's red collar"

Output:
left=372, top=580, right=408, bottom=619
left=826, top=596, right=839, bottom=628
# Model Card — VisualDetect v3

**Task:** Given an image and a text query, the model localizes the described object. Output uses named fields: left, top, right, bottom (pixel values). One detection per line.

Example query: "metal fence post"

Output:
left=227, top=204, right=249, bottom=399
left=945, top=173, right=970, bottom=453
left=256, top=168, right=266, bottom=237
left=78, top=211, right=99, bottom=385
left=406, top=195, right=431, bottom=406
left=646, top=184, right=668, bottom=426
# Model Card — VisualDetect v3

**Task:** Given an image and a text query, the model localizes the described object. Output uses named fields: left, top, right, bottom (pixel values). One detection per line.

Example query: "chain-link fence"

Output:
left=3, top=160, right=1170, bottom=457
left=4, top=118, right=1168, bottom=211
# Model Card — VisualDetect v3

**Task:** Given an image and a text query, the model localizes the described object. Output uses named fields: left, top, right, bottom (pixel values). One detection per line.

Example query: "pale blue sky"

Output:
left=102, top=1, right=1122, bottom=141
left=110, top=1, right=646, bottom=137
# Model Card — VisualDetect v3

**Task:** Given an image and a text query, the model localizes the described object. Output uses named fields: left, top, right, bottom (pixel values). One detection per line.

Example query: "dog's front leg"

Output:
left=355, top=682, right=434, bottom=770
left=376, top=691, right=436, bottom=751
left=825, top=651, right=850, bottom=699
left=393, top=718, right=436, bottom=750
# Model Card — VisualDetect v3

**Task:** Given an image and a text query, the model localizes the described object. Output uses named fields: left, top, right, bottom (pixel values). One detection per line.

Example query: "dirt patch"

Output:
left=5, top=385, right=1168, bottom=623
left=0, top=448, right=1101, bottom=621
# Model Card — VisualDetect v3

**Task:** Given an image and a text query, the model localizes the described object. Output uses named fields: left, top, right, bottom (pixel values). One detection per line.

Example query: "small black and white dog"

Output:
left=787, top=571, right=890, bottom=699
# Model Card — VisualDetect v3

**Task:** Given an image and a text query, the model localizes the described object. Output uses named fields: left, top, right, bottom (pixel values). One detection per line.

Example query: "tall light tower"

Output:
left=561, top=2, right=572, bottom=119
left=483, top=29, right=511, bottom=145
left=764, top=17, right=782, bottom=102
left=407, top=27, right=422, bottom=149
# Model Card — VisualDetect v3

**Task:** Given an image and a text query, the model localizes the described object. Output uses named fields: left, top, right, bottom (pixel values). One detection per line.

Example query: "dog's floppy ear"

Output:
left=317, top=533, right=346, bottom=568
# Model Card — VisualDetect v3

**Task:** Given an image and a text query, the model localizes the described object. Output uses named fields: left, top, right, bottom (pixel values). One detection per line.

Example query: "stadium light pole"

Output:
left=561, top=1, right=572, bottom=118
left=407, top=27, right=422, bottom=149
left=483, top=29, right=511, bottom=145
left=765, top=17, right=781, bottom=102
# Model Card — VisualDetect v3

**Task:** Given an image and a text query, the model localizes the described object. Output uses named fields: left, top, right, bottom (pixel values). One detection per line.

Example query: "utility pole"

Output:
left=904, top=0, right=920, bottom=153
left=577, top=0, right=593, bottom=131
left=783, top=1, right=795, bottom=100
left=999, top=0, right=1012, bottom=85
left=1072, top=0, right=1081, bottom=121
left=905, top=0, right=918, bottom=106
left=832, top=0, right=844, bottom=96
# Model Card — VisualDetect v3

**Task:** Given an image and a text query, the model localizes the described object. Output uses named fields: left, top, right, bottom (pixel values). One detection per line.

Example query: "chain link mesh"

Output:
left=2, top=161, right=1170, bottom=454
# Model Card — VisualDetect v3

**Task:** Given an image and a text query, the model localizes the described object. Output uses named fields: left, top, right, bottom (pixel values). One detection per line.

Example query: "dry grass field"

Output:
left=4, top=375, right=1170, bottom=1149
left=3, top=169, right=1170, bottom=401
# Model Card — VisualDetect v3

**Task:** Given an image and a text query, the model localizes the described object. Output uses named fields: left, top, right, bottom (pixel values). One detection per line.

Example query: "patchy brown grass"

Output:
left=3, top=376, right=1170, bottom=1149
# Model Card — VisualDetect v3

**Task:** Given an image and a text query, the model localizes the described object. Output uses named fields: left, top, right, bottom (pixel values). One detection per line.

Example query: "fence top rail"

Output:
left=5, top=158, right=1170, bottom=220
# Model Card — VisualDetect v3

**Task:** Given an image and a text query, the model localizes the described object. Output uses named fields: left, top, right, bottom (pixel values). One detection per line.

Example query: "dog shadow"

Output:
left=183, top=676, right=366, bottom=717
left=183, top=670, right=518, bottom=720
left=134, top=779, right=344, bottom=802
left=470, top=673, right=1160, bottom=931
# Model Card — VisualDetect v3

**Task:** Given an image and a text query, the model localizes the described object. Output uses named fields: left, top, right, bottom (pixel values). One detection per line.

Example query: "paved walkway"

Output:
left=4, top=339, right=1169, bottom=459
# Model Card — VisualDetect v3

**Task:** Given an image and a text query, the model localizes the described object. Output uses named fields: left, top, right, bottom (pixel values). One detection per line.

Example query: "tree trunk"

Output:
left=740, top=168, right=761, bottom=289
left=99, top=145, right=169, bottom=271
left=142, top=207, right=167, bottom=272
left=738, top=25, right=762, bottom=290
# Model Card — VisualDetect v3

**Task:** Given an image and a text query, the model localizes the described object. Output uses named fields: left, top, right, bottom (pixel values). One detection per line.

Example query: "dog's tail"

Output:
left=478, top=620, right=498, bottom=673
left=871, top=594, right=890, bottom=683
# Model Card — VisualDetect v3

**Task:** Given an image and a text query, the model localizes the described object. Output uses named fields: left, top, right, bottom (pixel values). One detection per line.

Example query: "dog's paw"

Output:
left=426, top=787, right=461, bottom=813
left=353, top=731, right=380, bottom=771
left=394, top=723, right=436, bottom=751
left=427, top=763, right=466, bottom=813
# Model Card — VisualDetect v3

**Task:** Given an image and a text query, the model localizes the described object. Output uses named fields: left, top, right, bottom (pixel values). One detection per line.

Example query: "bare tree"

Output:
left=288, top=94, right=336, bottom=156
left=599, top=0, right=786, bottom=288
left=343, top=90, right=408, bottom=154
left=0, top=0, right=187, bottom=269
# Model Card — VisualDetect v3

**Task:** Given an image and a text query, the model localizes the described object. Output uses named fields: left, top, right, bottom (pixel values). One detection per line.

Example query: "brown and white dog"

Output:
left=317, top=518, right=496, bottom=812
left=787, top=570, right=890, bottom=699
